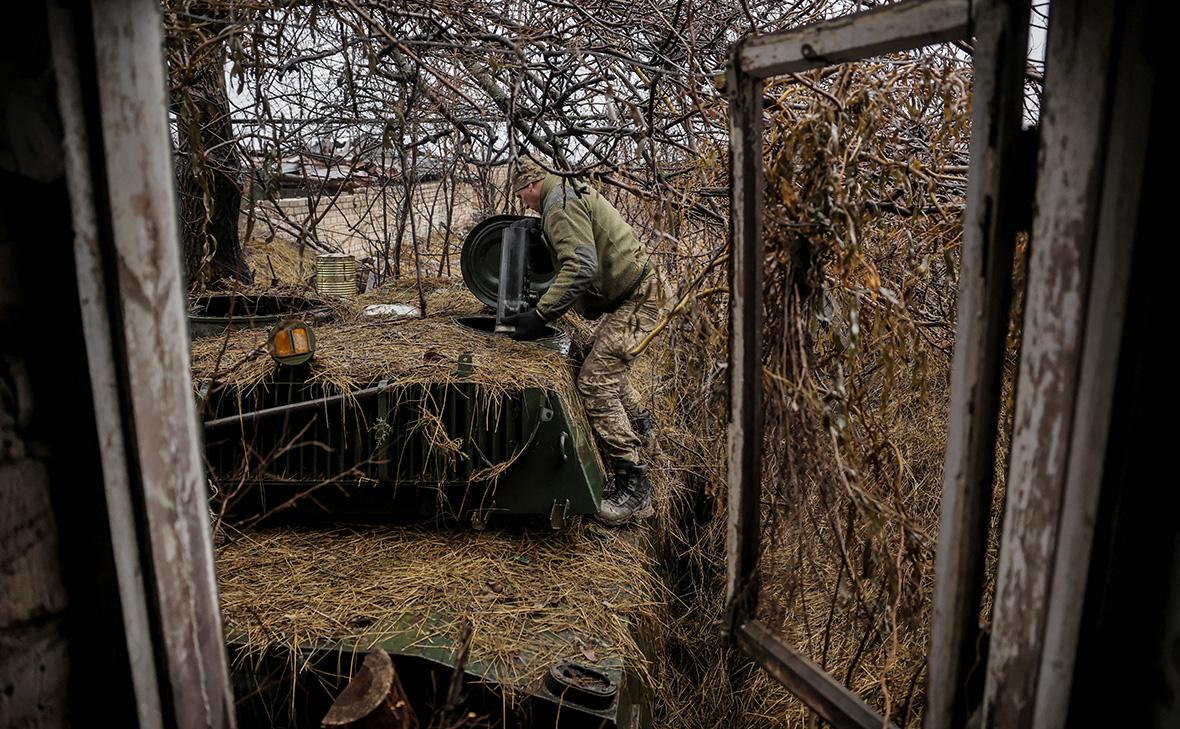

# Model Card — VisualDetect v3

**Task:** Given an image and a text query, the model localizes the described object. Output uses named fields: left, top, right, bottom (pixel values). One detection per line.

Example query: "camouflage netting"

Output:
left=189, top=264, right=597, bottom=397
left=169, top=0, right=1043, bottom=720
left=192, top=316, right=572, bottom=397
left=197, top=269, right=678, bottom=725
left=216, top=523, right=666, bottom=714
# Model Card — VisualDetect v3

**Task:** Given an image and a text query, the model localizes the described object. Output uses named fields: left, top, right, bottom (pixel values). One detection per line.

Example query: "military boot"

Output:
left=598, top=461, right=654, bottom=526
left=631, top=409, right=655, bottom=446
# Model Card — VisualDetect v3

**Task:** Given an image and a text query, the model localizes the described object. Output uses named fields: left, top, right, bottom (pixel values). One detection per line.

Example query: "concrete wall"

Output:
left=242, top=179, right=501, bottom=262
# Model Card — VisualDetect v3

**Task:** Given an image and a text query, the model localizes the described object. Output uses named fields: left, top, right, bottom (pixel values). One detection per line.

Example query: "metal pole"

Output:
left=203, top=383, right=388, bottom=430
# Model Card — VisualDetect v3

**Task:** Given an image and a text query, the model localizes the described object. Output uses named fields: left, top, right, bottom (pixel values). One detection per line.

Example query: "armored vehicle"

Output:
left=194, top=216, right=656, bottom=728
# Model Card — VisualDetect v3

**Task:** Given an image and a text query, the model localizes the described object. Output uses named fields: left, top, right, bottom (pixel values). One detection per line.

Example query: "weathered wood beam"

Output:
left=1030, top=0, right=1153, bottom=725
left=983, top=0, right=1130, bottom=725
left=739, top=0, right=971, bottom=79
left=727, top=3, right=976, bottom=726
left=923, top=1, right=1031, bottom=727
left=49, top=1, right=235, bottom=727
left=737, top=621, right=899, bottom=729
left=724, top=50, right=764, bottom=626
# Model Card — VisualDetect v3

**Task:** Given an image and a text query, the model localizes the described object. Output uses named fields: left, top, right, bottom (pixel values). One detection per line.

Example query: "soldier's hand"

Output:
left=503, top=309, right=546, bottom=340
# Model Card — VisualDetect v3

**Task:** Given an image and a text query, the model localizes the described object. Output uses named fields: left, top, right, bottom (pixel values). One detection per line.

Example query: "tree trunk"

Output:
left=170, top=9, right=252, bottom=290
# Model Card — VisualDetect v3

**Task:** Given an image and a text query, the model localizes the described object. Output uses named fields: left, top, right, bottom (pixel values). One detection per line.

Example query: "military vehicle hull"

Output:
left=200, top=217, right=655, bottom=727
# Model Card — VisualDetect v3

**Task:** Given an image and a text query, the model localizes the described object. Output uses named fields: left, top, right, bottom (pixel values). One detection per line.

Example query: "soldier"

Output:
left=504, top=158, right=671, bottom=526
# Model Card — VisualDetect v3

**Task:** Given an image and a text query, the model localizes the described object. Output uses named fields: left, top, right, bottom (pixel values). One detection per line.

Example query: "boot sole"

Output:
left=595, top=503, right=654, bottom=527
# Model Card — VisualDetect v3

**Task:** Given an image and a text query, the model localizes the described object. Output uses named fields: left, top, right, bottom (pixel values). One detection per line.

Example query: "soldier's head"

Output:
left=511, top=157, right=546, bottom=212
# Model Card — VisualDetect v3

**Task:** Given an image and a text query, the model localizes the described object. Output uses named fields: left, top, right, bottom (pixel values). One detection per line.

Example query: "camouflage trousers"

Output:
left=576, top=271, right=674, bottom=465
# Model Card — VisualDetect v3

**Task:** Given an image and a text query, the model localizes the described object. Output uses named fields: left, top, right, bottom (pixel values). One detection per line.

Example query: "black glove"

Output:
left=502, top=309, right=547, bottom=340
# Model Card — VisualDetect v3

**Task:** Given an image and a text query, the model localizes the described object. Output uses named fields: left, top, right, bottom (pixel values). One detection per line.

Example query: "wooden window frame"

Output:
left=49, top=1, right=235, bottom=726
left=724, top=1, right=1031, bottom=726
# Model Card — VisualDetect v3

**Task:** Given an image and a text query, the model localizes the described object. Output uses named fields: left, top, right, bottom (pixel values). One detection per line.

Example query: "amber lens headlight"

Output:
left=267, top=320, right=315, bottom=366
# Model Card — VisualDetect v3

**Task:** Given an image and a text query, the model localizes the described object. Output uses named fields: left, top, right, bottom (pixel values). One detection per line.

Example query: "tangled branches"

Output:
left=753, top=56, right=973, bottom=725
left=163, top=1, right=1043, bottom=725
left=162, top=0, right=853, bottom=286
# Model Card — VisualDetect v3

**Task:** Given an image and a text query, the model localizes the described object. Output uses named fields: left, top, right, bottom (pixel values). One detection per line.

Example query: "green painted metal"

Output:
left=266, top=320, right=316, bottom=366
left=189, top=293, right=330, bottom=338
left=226, top=613, right=647, bottom=728
left=205, top=378, right=605, bottom=523
left=199, top=257, right=648, bottom=723
left=480, top=387, right=604, bottom=517
left=222, top=529, right=659, bottom=728
left=459, top=214, right=556, bottom=309
left=456, top=314, right=572, bottom=356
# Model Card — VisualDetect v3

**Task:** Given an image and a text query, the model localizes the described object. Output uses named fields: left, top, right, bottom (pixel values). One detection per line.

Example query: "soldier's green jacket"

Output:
left=535, top=174, right=649, bottom=321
